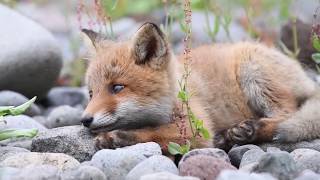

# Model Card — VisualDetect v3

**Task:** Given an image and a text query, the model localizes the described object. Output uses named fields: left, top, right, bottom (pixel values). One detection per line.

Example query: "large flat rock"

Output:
left=0, top=5, right=62, bottom=98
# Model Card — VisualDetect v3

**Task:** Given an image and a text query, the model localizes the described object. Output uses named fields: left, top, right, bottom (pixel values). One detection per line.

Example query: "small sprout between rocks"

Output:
left=0, top=96, right=37, bottom=117
left=0, top=128, right=38, bottom=141
left=168, top=141, right=191, bottom=155
left=0, top=96, right=38, bottom=141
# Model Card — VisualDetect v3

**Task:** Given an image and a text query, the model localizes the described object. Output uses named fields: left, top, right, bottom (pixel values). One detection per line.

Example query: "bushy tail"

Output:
left=275, top=89, right=320, bottom=142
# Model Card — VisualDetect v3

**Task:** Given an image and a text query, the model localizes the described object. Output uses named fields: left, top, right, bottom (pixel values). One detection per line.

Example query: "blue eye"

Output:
left=111, top=84, right=124, bottom=94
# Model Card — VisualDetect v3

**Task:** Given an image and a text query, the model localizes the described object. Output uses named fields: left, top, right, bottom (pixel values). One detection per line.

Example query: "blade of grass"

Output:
left=0, top=106, right=14, bottom=116
left=8, top=97, right=36, bottom=116
left=0, top=106, right=14, bottom=111
left=0, top=128, right=38, bottom=141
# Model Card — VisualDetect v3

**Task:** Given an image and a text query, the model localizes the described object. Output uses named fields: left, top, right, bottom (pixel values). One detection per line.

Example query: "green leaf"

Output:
left=0, top=106, right=14, bottom=111
left=316, top=64, right=320, bottom=73
left=168, top=142, right=182, bottom=155
left=312, top=35, right=320, bottom=52
left=8, top=97, right=36, bottom=116
left=190, top=112, right=196, bottom=121
left=180, top=140, right=191, bottom=154
left=178, top=91, right=188, bottom=102
left=0, top=116, right=5, bottom=124
left=0, top=106, right=14, bottom=116
left=195, top=119, right=204, bottom=130
left=0, top=128, right=38, bottom=141
left=312, top=53, right=320, bottom=64
left=199, top=128, right=211, bottom=140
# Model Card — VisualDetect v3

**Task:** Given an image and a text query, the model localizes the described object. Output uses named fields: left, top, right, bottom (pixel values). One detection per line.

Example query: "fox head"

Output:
left=81, top=23, right=178, bottom=133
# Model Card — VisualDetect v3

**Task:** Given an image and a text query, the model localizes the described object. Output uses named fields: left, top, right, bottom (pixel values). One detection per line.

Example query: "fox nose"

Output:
left=81, top=115, right=93, bottom=127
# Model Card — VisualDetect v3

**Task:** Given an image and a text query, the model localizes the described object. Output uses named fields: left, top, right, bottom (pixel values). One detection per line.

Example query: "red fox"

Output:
left=81, top=23, right=320, bottom=153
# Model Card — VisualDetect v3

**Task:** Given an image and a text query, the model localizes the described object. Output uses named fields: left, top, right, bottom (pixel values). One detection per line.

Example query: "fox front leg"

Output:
left=94, top=122, right=197, bottom=154
left=214, top=115, right=292, bottom=151
left=94, top=130, right=139, bottom=150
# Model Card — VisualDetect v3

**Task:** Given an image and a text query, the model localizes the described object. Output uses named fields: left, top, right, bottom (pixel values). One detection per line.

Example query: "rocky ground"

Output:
left=1, top=1, right=320, bottom=180
left=2, top=111, right=320, bottom=180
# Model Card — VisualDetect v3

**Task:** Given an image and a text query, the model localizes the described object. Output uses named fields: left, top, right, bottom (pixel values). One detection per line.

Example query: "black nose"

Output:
left=81, top=116, right=93, bottom=127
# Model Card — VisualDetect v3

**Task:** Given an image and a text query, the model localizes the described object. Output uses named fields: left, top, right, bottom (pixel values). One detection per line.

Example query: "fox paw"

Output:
left=94, top=130, right=137, bottom=150
left=226, top=120, right=256, bottom=145
left=94, top=133, right=112, bottom=150
left=214, top=130, right=234, bottom=151
left=214, top=120, right=257, bottom=151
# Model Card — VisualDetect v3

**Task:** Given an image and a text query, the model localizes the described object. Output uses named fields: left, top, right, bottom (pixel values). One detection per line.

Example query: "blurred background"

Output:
left=0, top=0, right=319, bottom=100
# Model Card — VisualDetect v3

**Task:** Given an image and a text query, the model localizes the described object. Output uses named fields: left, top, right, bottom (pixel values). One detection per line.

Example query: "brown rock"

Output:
left=179, top=155, right=236, bottom=180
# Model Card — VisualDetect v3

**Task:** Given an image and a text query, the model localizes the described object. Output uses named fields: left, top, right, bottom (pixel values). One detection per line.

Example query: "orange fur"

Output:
left=82, top=23, right=318, bottom=152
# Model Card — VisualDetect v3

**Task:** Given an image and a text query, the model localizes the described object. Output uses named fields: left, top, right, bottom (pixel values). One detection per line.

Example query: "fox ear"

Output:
left=81, top=29, right=114, bottom=59
left=132, top=23, right=169, bottom=69
left=81, top=29, right=100, bottom=52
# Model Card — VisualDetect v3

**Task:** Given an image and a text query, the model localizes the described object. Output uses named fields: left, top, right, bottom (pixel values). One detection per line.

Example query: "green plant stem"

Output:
left=162, top=0, right=173, bottom=39
left=224, top=24, right=231, bottom=41
left=186, top=102, right=195, bottom=138
left=108, top=19, right=115, bottom=39
left=182, top=0, right=195, bottom=141
left=292, top=17, right=299, bottom=59
left=204, top=1, right=213, bottom=41
left=243, top=4, right=260, bottom=39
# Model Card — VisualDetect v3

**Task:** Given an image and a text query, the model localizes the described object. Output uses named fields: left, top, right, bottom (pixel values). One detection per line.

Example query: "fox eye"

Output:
left=111, top=84, right=124, bottom=94
left=89, top=90, right=93, bottom=99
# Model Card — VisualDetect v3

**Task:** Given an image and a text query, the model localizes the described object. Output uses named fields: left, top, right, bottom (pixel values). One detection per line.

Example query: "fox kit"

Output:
left=81, top=23, right=320, bottom=153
